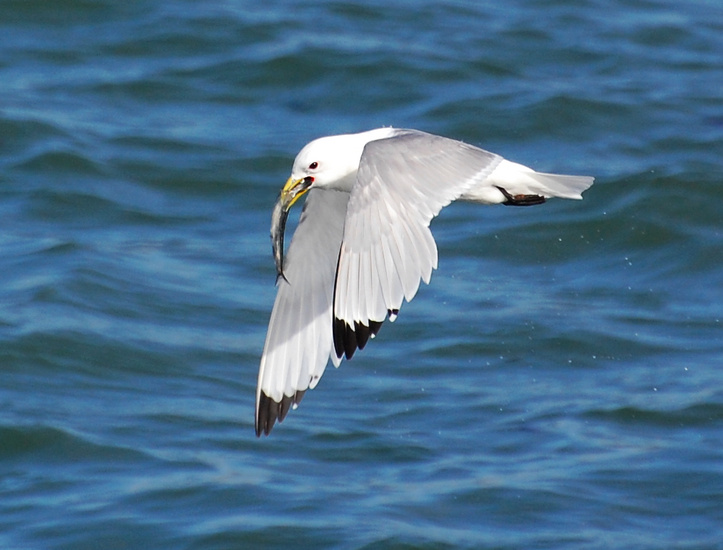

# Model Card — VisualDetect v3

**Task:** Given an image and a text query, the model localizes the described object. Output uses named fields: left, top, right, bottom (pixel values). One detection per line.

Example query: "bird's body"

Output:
left=256, top=128, right=594, bottom=436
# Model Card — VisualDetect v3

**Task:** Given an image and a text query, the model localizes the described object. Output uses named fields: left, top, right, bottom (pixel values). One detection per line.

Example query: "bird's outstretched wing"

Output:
left=332, top=130, right=503, bottom=358
left=256, top=188, right=349, bottom=436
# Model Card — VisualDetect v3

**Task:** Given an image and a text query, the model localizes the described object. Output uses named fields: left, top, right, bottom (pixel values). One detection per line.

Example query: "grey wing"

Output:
left=332, top=129, right=503, bottom=358
left=256, top=188, right=349, bottom=436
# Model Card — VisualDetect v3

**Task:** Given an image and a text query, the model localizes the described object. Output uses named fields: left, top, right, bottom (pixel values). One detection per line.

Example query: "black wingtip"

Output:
left=333, top=316, right=348, bottom=359
left=355, top=321, right=370, bottom=350
left=255, top=390, right=306, bottom=437
left=333, top=317, right=385, bottom=360
left=356, top=319, right=384, bottom=350
left=256, top=392, right=278, bottom=437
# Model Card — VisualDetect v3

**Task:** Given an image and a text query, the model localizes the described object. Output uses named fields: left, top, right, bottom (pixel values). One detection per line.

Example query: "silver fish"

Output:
left=270, top=197, right=289, bottom=282
left=270, top=176, right=314, bottom=283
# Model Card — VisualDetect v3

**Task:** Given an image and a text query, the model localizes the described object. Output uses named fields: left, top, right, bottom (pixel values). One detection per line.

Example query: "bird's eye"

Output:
left=309, top=162, right=318, bottom=170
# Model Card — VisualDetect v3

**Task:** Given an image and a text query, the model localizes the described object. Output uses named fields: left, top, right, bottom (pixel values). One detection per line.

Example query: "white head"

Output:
left=288, top=128, right=396, bottom=192
left=270, top=128, right=396, bottom=279
left=290, top=132, right=365, bottom=191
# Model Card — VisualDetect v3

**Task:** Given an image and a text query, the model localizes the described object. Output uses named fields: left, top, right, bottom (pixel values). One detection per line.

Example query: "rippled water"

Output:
left=1, top=1, right=722, bottom=548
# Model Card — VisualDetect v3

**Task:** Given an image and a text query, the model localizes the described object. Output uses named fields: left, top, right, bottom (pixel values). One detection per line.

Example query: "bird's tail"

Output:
left=462, top=159, right=594, bottom=204
left=492, top=160, right=594, bottom=199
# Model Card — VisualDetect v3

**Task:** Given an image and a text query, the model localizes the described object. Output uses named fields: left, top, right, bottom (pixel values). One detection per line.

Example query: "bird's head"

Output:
left=271, top=129, right=396, bottom=281
left=281, top=128, right=397, bottom=207
left=269, top=133, right=369, bottom=281
left=285, top=133, right=368, bottom=199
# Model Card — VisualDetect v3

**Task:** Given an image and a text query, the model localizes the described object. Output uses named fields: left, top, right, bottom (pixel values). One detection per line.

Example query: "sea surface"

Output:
left=1, top=1, right=722, bottom=549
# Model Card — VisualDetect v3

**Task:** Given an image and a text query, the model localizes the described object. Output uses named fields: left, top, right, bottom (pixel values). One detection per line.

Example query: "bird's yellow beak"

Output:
left=280, top=176, right=313, bottom=212
left=271, top=176, right=314, bottom=282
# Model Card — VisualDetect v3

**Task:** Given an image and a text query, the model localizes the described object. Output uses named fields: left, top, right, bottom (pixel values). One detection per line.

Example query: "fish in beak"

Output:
left=270, top=175, right=314, bottom=282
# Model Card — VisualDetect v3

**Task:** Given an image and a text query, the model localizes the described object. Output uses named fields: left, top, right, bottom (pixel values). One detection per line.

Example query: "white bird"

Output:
left=256, top=128, right=593, bottom=436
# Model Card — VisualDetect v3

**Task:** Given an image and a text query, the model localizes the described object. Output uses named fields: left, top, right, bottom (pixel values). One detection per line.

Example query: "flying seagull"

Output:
left=256, top=128, right=593, bottom=436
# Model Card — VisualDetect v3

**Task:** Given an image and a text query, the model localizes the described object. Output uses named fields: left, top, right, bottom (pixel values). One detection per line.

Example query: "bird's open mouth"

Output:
left=270, top=176, right=313, bottom=281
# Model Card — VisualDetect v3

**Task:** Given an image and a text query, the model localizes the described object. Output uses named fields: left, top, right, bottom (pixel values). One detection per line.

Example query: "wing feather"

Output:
left=333, top=129, right=503, bottom=357
left=255, top=188, right=349, bottom=436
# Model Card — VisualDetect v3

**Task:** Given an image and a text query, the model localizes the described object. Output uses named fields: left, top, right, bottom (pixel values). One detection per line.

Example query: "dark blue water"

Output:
left=1, top=1, right=722, bottom=548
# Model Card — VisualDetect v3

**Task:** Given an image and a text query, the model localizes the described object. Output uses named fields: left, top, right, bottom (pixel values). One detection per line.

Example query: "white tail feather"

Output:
left=462, top=159, right=594, bottom=203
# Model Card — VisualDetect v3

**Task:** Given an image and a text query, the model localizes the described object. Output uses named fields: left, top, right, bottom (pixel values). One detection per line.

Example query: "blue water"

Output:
left=1, top=1, right=722, bottom=548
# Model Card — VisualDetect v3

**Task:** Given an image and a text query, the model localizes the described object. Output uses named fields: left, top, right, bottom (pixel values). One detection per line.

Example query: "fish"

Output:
left=270, top=197, right=289, bottom=283
left=270, top=175, right=314, bottom=283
